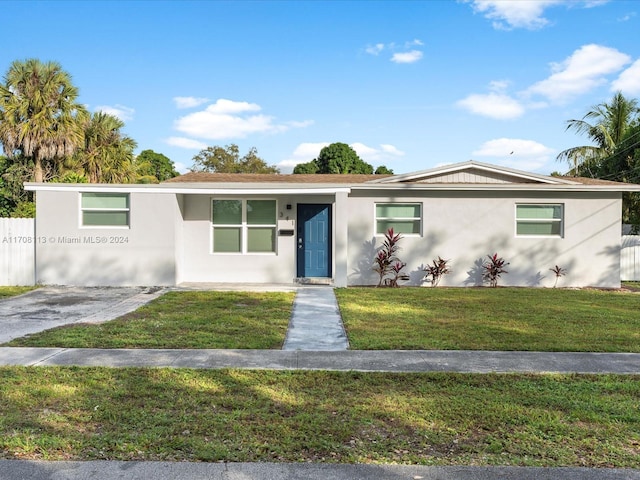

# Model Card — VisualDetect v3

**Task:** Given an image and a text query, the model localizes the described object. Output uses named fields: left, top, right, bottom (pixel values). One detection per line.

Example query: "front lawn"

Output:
left=5, top=291, right=294, bottom=349
left=1, top=367, right=638, bottom=467
left=6, top=287, right=640, bottom=352
left=336, top=288, right=640, bottom=352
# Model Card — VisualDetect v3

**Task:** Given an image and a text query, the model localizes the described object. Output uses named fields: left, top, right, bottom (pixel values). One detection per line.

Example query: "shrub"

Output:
left=423, top=257, right=451, bottom=287
left=482, top=253, right=509, bottom=288
left=373, top=228, right=409, bottom=287
left=550, top=265, right=567, bottom=288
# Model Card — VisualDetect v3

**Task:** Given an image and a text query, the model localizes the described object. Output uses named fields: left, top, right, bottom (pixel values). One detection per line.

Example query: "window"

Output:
left=212, top=199, right=276, bottom=253
left=375, top=203, right=421, bottom=235
left=81, top=193, right=129, bottom=227
left=516, top=204, right=563, bottom=237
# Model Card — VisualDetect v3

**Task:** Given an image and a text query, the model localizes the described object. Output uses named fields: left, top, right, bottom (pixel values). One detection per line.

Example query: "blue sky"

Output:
left=3, top=0, right=640, bottom=175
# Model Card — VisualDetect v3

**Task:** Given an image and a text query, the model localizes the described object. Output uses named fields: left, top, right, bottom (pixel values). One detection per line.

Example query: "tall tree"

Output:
left=67, top=112, right=137, bottom=183
left=557, top=92, right=639, bottom=174
left=190, top=144, right=279, bottom=173
left=293, top=142, right=391, bottom=174
left=589, top=123, right=640, bottom=228
left=134, top=149, right=179, bottom=183
left=317, top=142, right=373, bottom=174
left=0, top=59, right=87, bottom=182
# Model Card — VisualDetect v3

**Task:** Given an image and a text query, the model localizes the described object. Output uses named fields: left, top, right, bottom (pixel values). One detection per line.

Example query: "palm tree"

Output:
left=70, top=112, right=137, bottom=183
left=557, top=92, right=639, bottom=175
left=0, top=59, right=87, bottom=182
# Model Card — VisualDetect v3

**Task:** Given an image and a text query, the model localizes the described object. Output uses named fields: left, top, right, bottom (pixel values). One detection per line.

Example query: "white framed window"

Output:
left=375, top=203, right=421, bottom=235
left=212, top=199, right=276, bottom=253
left=515, top=204, right=563, bottom=237
left=81, top=192, right=129, bottom=227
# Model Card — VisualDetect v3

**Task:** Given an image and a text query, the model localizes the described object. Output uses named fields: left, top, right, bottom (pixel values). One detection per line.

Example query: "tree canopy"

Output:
left=190, top=144, right=279, bottom=174
left=63, top=112, right=138, bottom=183
left=0, top=58, right=87, bottom=183
left=557, top=92, right=639, bottom=174
left=293, top=142, right=392, bottom=174
left=135, top=149, right=179, bottom=183
left=558, top=92, right=640, bottom=228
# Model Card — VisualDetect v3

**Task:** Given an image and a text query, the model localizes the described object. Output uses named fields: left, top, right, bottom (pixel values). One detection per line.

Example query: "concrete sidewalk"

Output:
left=0, top=460, right=637, bottom=480
left=1, top=347, right=639, bottom=373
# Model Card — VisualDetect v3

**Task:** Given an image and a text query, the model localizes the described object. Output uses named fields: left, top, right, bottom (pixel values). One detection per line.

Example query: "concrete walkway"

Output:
left=282, top=286, right=348, bottom=350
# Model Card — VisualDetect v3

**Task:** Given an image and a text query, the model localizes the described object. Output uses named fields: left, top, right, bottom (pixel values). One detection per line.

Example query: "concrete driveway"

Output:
left=0, top=286, right=165, bottom=344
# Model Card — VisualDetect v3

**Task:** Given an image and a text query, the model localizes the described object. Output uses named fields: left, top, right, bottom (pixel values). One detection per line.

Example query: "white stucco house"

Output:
left=24, top=160, right=640, bottom=288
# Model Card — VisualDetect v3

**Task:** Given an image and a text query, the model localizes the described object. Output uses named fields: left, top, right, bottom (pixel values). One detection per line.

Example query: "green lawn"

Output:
left=0, top=286, right=36, bottom=299
left=336, top=287, right=640, bottom=352
left=6, top=287, right=640, bottom=352
left=5, top=291, right=294, bottom=349
left=1, top=367, right=638, bottom=467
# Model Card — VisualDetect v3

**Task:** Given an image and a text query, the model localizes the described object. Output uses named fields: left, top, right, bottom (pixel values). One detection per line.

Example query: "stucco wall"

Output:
left=34, top=190, right=179, bottom=286
left=347, top=190, right=622, bottom=288
left=179, top=194, right=339, bottom=284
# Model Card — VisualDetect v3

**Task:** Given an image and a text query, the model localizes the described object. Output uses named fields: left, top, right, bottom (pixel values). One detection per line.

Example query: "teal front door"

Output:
left=297, top=204, right=331, bottom=277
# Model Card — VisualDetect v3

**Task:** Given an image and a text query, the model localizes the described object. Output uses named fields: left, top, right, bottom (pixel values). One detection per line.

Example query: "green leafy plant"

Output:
left=423, top=256, right=451, bottom=287
left=373, top=228, right=408, bottom=287
left=550, top=265, right=567, bottom=288
left=482, top=253, right=509, bottom=288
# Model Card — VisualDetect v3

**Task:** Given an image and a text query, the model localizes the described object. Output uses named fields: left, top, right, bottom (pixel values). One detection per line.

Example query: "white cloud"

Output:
left=472, top=138, right=555, bottom=171
left=380, top=144, right=405, bottom=156
left=277, top=142, right=329, bottom=170
left=468, top=0, right=561, bottom=30
left=611, top=59, right=640, bottom=95
left=165, top=136, right=208, bottom=150
left=456, top=92, right=525, bottom=120
left=365, top=43, right=385, bottom=55
left=526, top=44, right=630, bottom=102
left=173, top=96, right=210, bottom=109
left=94, top=104, right=135, bottom=122
left=351, top=142, right=405, bottom=163
left=365, top=40, right=424, bottom=64
left=391, top=50, right=423, bottom=64
left=174, top=99, right=310, bottom=140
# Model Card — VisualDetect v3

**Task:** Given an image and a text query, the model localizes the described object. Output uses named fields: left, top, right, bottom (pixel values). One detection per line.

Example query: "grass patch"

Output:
left=5, top=291, right=294, bottom=349
left=0, top=367, right=638, bottom=466
left=337, top=287, right=640, bottom=352
left=0, top=286, right=36, bottom=299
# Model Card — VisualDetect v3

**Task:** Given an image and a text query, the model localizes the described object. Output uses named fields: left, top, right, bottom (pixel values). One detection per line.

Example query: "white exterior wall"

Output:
left=347, top=190, right=622, bottom=288
left=179, top=194, right=340, bottom=284
left=34, top=190, right=179, bottom=286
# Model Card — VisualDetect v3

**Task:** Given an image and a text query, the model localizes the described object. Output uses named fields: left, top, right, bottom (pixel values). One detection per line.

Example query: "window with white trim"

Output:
left=515, top=204, right=563, bottom=237
left=375, top=203, right=421, bottom=235
left=212, top=199, right=276, bottom=253
left=81, top=193, right=129, bottom=227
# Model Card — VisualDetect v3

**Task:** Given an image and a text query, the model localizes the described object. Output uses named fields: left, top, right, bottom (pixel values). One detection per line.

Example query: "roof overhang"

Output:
left=24, top=182, right=353, bottom=195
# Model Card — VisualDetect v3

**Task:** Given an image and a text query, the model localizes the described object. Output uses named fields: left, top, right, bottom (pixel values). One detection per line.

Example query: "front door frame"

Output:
left=296, top=203, right=332, bottom=278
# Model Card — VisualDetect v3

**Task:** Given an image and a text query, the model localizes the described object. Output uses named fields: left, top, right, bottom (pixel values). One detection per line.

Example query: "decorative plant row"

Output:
left=373, top=238, right=567, bottom=288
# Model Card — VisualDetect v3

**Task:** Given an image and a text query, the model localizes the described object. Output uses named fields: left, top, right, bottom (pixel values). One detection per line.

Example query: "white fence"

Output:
left=621, top=235, right=640, bottom=281
left=0, top=218, right=35, bottom=286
